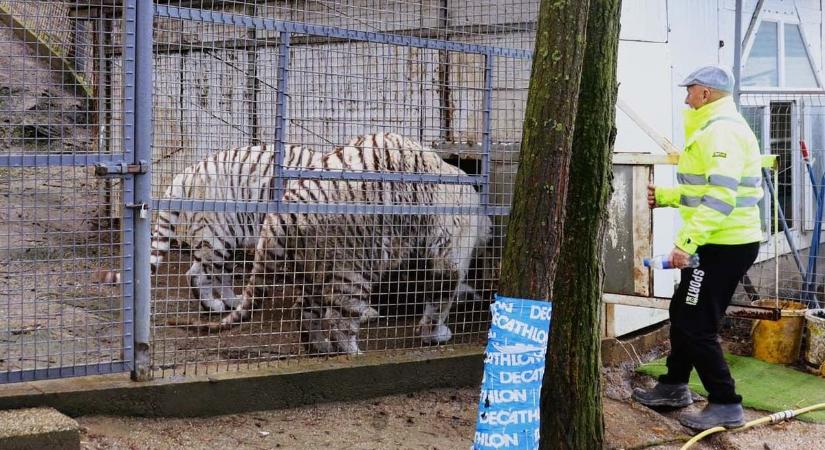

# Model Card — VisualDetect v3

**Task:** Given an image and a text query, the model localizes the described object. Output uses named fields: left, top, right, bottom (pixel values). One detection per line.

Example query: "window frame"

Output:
left=741, top=15, right=824, bottom=91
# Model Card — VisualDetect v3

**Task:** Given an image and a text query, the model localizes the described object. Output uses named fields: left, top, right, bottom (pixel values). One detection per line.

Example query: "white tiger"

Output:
left=217, top=132, right=492, bottom=354
left=146, top=142, right=315, bottom=312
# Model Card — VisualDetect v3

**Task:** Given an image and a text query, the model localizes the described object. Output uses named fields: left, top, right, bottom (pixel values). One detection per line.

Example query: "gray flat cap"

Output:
left=678, top=65, right=735, bottom=93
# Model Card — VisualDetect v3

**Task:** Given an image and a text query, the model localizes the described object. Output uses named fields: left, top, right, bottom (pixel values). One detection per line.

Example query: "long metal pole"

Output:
left=733, top=0, right=743, bottom=108
left=132, top=0, right=153, bottom=381
left=481, top=52, right=494, bottom=214
left=120, top=0, right=137, bottom=381
left=273, top=31, right=291, bottom=213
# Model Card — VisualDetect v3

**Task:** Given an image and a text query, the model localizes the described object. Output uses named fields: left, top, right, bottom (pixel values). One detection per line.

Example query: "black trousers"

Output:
left=658, top=242, right=760, bottom=404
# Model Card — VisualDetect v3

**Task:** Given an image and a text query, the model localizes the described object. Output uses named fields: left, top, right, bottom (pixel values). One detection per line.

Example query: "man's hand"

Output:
left=669, top=248, right=693, bottom=269
left=647, top=184, right=657, bottom=209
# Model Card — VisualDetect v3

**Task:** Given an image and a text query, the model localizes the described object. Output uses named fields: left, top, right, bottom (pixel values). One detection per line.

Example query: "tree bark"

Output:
left=497, top=0, right=591, bottom=300
left=541, top=0, right=621, bottom=448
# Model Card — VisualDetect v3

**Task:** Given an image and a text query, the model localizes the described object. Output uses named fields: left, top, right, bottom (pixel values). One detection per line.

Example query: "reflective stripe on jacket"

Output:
left=654, top=96, right=763, bottom=254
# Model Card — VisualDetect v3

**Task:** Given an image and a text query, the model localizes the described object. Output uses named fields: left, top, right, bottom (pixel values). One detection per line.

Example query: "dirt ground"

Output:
left=72, top=339, right=825, bottom=450
left=74, top=376, right=825, bottom=450
left=603, top=362, right=825, bottom=450
left=70, top=336, right=825, bottom=450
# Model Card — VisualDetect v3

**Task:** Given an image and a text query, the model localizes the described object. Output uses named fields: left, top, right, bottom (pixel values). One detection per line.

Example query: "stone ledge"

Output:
left=0, top=347, right=485, bottom=418
left=0, top=407, right=79, bottom=450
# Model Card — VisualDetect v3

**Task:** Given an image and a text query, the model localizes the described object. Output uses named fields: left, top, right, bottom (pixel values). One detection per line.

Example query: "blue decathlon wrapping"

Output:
left=473, top=295, right=552, bottom=450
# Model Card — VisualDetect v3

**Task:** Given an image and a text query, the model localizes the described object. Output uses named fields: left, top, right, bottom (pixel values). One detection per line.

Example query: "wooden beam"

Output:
left=603, top=293, right=783, bottom=321
left=612, top=152, right=678, bottom=165
left=603, top=303, right=616, bottom=338
left=603, top=293, right=671, bottom=309
left=631, top=166, right=652, bottom=295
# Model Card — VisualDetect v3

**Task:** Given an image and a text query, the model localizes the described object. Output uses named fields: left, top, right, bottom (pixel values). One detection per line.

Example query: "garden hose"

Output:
left=679, top=402, right=825, bottom=449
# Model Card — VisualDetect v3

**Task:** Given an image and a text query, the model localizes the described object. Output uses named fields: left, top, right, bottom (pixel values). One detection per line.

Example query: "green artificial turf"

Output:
left=637, top=354, right=825, bottom=422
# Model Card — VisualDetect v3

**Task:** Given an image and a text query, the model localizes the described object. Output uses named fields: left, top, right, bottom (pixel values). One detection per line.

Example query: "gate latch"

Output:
left=94, top=160, right=149, bottom=177
left=126, top=202, right=150, bottom=219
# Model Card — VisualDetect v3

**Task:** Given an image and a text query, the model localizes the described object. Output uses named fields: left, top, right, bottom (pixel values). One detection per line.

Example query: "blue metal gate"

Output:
left=0, top=0, right=152, bottom=382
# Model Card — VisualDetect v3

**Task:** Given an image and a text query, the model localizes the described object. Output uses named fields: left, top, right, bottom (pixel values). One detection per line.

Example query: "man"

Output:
left=631, top=65, right=763, bottom=430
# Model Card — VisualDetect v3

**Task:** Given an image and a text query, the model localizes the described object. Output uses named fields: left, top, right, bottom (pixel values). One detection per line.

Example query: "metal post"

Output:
left=96, top=11, right=113, bottom=218
left=733, top=0, right=743, bottom=108
left=246, top=2, right=259, bottom=145
left=131, top=0, right=153, bottom=381
left=481, top=52, right=494, bottom=213
left=120, top=0, right=137, bottom=381
left=273, top=31, right=291, bottom=210
left=96, top=12, right=106, bottom=153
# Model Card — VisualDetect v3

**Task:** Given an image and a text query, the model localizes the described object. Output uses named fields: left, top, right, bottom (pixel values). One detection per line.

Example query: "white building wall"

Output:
left=612, top=0, right=824, bottom=337
left=657, top=1, right=723, bottom=310
left=610, top=0, right=674, bottom=336
left=612, top=0, right=823, bottom=336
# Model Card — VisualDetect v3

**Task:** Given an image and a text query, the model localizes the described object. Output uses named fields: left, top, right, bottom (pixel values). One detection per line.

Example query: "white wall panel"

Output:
left=615, top=42, right=674, bottom=154
left=613, top=41, right=675, bottom=331
left=620, top=0, right=669, bottom=42
left=669, top=1, right=721, bottom=111
left=662, top=2, right=721, bottom=305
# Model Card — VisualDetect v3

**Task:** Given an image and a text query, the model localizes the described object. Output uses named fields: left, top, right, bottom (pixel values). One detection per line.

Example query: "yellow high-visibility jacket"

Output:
left=655, top=96, right=764, bottom=255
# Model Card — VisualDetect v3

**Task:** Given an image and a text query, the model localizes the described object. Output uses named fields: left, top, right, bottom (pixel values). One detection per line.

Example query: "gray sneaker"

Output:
left=679, top=403, right=745, bottom=430
left=631, top=382, right=693, bottom=408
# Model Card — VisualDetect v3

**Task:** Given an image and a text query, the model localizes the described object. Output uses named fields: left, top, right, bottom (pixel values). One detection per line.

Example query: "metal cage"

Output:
left=0, top=0, right=535, bottom=383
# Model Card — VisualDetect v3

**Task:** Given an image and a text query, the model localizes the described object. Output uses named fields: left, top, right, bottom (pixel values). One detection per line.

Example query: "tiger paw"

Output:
left=308, top=337, right=335, bottom=354
left=219, top=307, right=250, bottom=326
left=200, top=299, right=227, bottom=312
left=358, top=306, right=380, bottom=323
left=334, top=336, right=362, bottom=355
left=221, top=296, right=242, bottom=309
left=339, top=301, right=379, bottom=323
left=420, top=324, right=452, bottom=344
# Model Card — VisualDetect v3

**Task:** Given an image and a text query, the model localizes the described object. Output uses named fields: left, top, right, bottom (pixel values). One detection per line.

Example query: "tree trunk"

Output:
left=497, top=0, right=591, bottom=299
left=541, top=0, right=621, bottom=448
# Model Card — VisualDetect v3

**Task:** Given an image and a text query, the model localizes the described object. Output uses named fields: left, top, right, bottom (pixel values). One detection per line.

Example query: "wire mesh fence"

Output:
left=738, top=93, right=825, bottom=310
left=0, top=0, right=538, bottom=383
left=129, top=0, right=533, bottom=378
left=0, top=0, right=130, bottom=382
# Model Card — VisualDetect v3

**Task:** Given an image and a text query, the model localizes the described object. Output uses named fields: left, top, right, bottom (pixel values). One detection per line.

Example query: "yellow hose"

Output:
left=680, top=402, right=825, bottom=449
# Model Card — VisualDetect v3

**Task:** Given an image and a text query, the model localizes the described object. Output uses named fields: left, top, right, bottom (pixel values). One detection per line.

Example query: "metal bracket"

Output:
left=94, top=160, right=149, bottom=177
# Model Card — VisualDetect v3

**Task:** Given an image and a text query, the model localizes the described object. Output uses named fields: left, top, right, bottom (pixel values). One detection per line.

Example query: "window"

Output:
left=742, top=21, right=820, bottom=89
left=743, top=21, right=779, bottom=87
left=771, top=102, right=795, bottom=230
left=784, top=24, right=817, bottom=87
left=742, top=103, right=797, bottom=234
